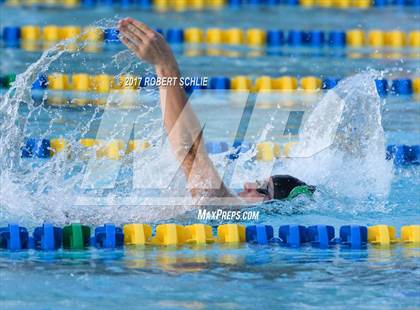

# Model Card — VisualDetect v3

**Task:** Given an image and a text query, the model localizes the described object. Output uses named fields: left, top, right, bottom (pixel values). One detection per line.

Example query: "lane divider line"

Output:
left=2, top=26, right=420, bottom=49
left=1, top=223, right=418, bottom=250
left=2, top=0, right=420, bottom=10
left=2, top=73, right=419, bottom=96
left=19, top=138, right=420, bottom=166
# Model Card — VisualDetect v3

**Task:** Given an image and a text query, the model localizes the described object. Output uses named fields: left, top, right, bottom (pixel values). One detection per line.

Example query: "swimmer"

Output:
left=118, top=18, right=315, bottom=206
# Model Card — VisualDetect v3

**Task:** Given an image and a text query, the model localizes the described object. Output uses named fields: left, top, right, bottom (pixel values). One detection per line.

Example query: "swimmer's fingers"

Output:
left=120, top=17, right=175, bottom=66
left=127, top=24, right=148, bottom=42
left=118, top=20, right=146, bottom=45
left=120, top=36, right=138, bottom=52
left=127, top=19, right=155, bottom=37
left=120, top=27, right=143, bottom=47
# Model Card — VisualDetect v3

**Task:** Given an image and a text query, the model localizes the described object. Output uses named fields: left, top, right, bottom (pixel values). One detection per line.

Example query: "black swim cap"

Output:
left=271, top=175, right=316, bottom=199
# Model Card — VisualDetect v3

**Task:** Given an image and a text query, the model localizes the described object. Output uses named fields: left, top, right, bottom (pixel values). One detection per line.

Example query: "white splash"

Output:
left=284, top=72, right=393, bottom=199
left=0, top=21, right=393, bottom=226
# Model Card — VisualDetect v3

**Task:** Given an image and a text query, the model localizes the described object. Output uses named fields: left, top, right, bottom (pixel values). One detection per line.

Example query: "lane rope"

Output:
left=1, top=223, right=418, bottom=250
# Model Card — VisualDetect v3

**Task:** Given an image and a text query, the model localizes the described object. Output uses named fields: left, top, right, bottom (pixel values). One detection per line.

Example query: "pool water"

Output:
left=1, top=5, right=420, bottom=310
left=1, top=244, right=419, bottom=309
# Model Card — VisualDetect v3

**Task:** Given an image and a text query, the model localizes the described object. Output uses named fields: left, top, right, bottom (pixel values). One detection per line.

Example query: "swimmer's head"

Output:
left=238, top=175, right=315, bottom=202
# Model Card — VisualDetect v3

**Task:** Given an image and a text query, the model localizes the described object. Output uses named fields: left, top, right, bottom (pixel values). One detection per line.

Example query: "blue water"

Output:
left=1, top=243, right=419, bottom=309
left=1, top=5, right=420, bottom=310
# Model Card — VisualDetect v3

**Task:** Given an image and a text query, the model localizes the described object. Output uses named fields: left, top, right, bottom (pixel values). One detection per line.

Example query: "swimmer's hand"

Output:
left=118, top=18, right=179, bottom=76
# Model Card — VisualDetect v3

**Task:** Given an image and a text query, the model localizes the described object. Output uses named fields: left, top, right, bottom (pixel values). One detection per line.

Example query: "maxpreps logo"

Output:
left=197, top=209, right=260, bottom=221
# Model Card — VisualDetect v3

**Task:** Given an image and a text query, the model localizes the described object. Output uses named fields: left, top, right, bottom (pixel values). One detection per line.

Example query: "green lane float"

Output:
left=62, top=223, right=91, bottom=249
left=0, top=73, right=16, bottom=88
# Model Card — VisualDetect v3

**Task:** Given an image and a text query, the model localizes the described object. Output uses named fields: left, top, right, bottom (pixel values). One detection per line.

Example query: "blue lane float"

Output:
left=0, top=224, right=30, bottom=251
left=246, top=225, right=275, bottom=245
left=32, top=223, right=62, bottom=251
left=104, top=28, right=120, bottom=43
left=339, top=225, right=368, bottom=249
left=373, top=0, right=388, bottom=5
left=375, top=79, right=389, bottom=97
left=228, top=0, right=243, bottom=7
left=21, top=138, right=51, bottom=158
left=287, top=30, right=304, bottom=46
left=137, top=0, right=152, bottom=8
left=306, top=30, right=325, bottom=47
left=32, top=74, right=48, bottom=90
left=392, top=0, right=403, bottom=4
left=120, top=0, right=134, bottom=9
left=166, top=28, right=184, bottom=44
left=391, top=79, right=413, bottom=95
left=328, top=31, right=346, bottom=48
left=247, top=0, right=264, bottom=4
left=2, top=26, right=20, bottom=48
left=99, top=0, right=114, bottom=6
left=210, top=76, right=231, bottom=90
left=81, top=0, right=97, bottom=7
left=322, top=77, right=340, bottom=89
left=307, top=225, right=336, bottom=248
left=278, top=225, right=310, bottom=247
left=92, top=224, right=124, bottom=249
left=386, top=144, right=420, bottom=165
left=267, top=30, right=284, bottom=47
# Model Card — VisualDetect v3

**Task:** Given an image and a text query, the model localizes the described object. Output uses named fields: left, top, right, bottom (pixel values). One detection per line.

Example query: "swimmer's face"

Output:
left=238, top=178, right=274, bottom=202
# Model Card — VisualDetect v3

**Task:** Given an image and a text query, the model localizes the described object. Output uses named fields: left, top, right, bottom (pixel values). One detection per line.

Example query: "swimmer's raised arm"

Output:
left=118, top=18, right=233, bottom=199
